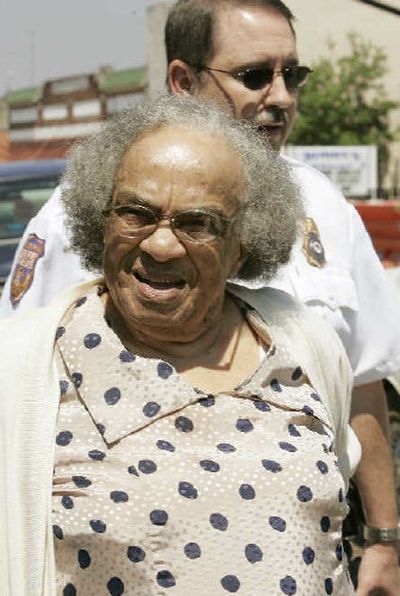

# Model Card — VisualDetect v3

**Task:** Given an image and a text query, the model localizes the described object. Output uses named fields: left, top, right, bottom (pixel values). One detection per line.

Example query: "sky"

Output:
left=0, top=0, right=157, bottom=96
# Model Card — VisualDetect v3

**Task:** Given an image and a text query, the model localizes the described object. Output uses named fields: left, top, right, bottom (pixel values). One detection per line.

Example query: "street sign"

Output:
left=285, top=145, right=378, bottom=198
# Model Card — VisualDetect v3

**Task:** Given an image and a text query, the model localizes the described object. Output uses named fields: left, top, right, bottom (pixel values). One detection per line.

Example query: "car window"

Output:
left=0, top=177, right=59, bottom=240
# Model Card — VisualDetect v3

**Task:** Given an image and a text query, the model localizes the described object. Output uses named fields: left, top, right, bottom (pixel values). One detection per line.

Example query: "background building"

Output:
left=5, top=65, right=146, bottom=161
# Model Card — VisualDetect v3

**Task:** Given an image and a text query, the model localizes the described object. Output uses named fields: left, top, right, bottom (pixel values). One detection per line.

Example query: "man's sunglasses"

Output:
left=195, top=64, right=312, bottom=91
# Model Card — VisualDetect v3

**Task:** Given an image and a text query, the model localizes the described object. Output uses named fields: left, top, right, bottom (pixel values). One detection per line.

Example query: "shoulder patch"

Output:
left=10, top=233, right=46, bottom=306
left=301, top=218, right=326, bottom=268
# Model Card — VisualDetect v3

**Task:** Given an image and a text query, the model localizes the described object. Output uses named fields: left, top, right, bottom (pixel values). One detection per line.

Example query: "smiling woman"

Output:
left=0, top=94, right=358, bottom=595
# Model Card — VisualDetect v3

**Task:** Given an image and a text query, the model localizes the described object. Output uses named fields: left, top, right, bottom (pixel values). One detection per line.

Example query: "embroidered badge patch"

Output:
left=10, top=233, right=45, bottom=305
left=301, top=218, right=326, bottom=268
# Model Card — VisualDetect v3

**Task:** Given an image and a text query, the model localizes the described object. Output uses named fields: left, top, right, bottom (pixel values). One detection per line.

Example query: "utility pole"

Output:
left=355, top=0, right=400, bottom=16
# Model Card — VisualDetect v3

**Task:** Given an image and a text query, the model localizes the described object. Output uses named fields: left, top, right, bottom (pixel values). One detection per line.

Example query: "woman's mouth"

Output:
left=133, top=271, right=186, bottom=301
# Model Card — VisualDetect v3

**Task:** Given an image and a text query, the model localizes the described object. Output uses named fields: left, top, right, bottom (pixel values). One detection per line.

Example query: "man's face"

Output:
left=103, top=125, right=245, bottom=343
left=191, top=6, right=299, bottom=150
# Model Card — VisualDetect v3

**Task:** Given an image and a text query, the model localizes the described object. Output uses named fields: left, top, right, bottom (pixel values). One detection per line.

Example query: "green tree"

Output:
left=290, top=33, right=398, bottom=148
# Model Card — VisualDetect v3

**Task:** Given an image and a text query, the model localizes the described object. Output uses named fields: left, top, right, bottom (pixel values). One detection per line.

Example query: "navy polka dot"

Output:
left=239, top=483, right=255, bottom=500
left=71, top=372, right=83, bottom=388
left=280, top=575, right=297, bottom=595
left=78, top=549, right=91, bottom=569
left=157, top=570, right=176, bottom=588
left=217, top=443, right=236, bottom=453
left=253, top=400, right=271, bottom=412
left=262, top=459, right=282, bottom=473
left=184, top=542, right=201, bottom=559
left=90, top=519, right=106, bottom=533
left=157, top=439, right=175, bottom=452
left=316, top=460, right=329, bottom=474
left=107, top=576, right=124, bottom=596
left=320, top=516, right=331, bottom=533
left=270, top=379, right=282, bottom=392
left=335, top=543, right=343, bottom=561
left=110, top=490, right=129, bottom=503
left=128, top=465, right=139, bottom=476
left=75, top=296, right=87, bottom=307
left=96, top=422, right=106, bottom=435
left=310, top=392, right=321, bottom=401
left=59, top=380, right=69, bottom=395
left=200, top=459, right=220, bottom=472
left=88, top=449, right=106, bottom=461
left=127, top=545, right=146, bottom=563
left=55, top=326, right=65, bottom=340
left=245, top=543, right=263, bottom=563
left=178, top=481, right=198, bottom=499
left=236, top=418, right=254, bottom=432
left=279, top=442, right=297, bottom=453
left=325, top=578, right=333, bottom=594
left=61, top=496, right=74, bottom=510
left=303, top=405, right=314, bottom=416
left=338, top=488, right=344, bottom=503
left=63, top=584, right=76, bottom=596
left=269, top=516, right=286, bottom=532
left=138, top=459, right=157, bottom=474
left=302, top=547, right=315, bottom=564
left=104, top=387, right=121, bottom=406
left=56, top=431, right=73, bottom=446
left=72, top=475, right=91, bottom=488
left=297, top=486, right=313, bottom=502
left=150, top=510, right=168, bottom=526
left=53, top=524, right=64, bottom=539
left=199, top=395, right=215, bottom=407
left=221, top=575, right=240, bottom=592
left=84, top=333, right=102, bottom=349
left=175, top=416, right=193, bottom=432
left=291, top=366, right=303, bottom=381
left=210, top=513, right=228, bottom=531
left=119, top=349, right=135, bottom=362
left=288, top=424, right=301, bottom=437
left=157, top=362, right=173, bottom=379
left=143, top=401, right=161, bottom=418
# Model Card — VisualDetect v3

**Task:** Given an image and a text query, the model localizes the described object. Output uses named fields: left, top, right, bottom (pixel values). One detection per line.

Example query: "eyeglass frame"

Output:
left=192, top=63, right=312, bottom=91
left=102, top=202, right=239, bottom=244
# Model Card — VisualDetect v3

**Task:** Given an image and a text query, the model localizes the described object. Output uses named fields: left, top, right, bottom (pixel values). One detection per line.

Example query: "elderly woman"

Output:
left=0, top=95, right=359, bottom=596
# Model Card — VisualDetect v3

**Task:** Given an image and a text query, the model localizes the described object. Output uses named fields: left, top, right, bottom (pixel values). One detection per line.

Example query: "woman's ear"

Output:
left=167, top=60, right=196, bottom=96
left=229, top=243, right=247, bottom=280
left=103, top=214, right=111, bottom=243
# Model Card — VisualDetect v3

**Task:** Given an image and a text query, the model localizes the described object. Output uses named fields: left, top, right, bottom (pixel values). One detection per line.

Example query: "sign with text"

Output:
left=285, top=145, right=378, bottom=197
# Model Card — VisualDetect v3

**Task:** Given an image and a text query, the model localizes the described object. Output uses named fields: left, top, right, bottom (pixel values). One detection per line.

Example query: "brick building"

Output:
left=5, top=66, right=146, bottom=161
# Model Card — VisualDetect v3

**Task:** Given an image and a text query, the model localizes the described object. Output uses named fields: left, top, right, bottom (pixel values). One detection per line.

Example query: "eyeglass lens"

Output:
left=241, top=66, right=310, bottom=90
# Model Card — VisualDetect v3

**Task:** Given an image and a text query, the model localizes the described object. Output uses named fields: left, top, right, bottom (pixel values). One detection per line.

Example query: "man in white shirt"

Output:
left=1, top=1, right=399, bottom=592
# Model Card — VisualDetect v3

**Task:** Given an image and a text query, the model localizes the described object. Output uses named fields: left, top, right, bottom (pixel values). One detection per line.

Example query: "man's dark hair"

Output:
left=165, top=0, right=296, bottom=67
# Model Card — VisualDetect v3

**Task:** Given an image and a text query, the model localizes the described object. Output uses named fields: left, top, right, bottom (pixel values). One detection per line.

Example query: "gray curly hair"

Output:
left=62, top=93, right=303, bottom=282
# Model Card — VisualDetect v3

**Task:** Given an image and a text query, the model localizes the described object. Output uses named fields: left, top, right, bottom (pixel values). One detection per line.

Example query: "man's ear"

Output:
left=168, top=59, right=196, bottom=96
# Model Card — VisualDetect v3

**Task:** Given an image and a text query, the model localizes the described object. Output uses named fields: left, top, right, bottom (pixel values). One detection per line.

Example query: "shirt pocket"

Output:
left=291, top=268, right=359, bottom=313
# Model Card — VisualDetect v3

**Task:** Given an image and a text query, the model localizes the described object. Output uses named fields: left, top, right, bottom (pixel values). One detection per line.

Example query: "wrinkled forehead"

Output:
left=118, top=124, right=247, bottom=204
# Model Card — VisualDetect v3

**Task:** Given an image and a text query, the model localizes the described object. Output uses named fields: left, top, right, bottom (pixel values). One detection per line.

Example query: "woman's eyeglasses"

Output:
left=195, top=64, right=312, bottom=91
left=103, top=203, right=234, bottom=244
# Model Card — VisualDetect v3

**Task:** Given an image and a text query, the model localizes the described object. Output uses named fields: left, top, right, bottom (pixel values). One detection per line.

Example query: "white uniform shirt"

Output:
left=1, top=157, right=399, bottom=385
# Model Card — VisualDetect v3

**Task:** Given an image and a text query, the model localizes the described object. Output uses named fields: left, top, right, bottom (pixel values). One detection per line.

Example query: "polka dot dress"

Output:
left=52, top=289, right=354, bottom=595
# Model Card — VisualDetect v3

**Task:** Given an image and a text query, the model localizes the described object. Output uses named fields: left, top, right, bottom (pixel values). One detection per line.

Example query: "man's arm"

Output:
left=351, top=380, right=399, bottom=596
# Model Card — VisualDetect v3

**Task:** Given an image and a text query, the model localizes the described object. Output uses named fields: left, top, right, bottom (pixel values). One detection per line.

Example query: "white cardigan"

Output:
left=0, top=280, right=360, bottom=596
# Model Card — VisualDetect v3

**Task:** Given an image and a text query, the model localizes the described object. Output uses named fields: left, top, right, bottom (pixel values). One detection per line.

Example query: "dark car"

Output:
left=0, top=159, right=65, bottom=283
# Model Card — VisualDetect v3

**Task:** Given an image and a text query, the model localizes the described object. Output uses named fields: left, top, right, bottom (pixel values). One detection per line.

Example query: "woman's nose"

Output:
left=138, top=222, right=187, bottom=262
